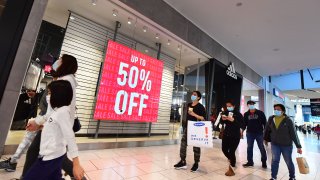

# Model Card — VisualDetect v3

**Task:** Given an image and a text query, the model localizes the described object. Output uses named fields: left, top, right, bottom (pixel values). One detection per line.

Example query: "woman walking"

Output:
left=264, top=104, right=302, bottom=180
left=221, top=100, right=244, bottom=176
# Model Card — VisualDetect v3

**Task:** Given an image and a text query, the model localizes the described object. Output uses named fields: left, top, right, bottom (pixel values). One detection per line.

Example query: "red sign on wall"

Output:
left=94, top=40, right=164, bottom=122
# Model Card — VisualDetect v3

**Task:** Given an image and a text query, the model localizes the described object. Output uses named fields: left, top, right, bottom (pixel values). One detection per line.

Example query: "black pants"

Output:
left=222, top=135, right=240, bottom=166
left=22, top=131, right=74, bottom=178
left=180, top=128, right=201, bottom=163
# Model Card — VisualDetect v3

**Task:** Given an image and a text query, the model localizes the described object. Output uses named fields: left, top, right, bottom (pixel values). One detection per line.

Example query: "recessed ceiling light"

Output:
left=92, top=0, right=97, bottom=6
left=167, top=39, right=171, bottom=46
left=143, top=26, right=148, bottom=32
left=177, top=45, right=181, bottom=51
left=155, top=33, right=160, bottom=39
left=112, top=9, right=118, bottom=17
left=236, top=2, right=242, bottom=7
left=127, top=17, right=132, bottom=25
left=273, top=48, right=280, bottom=52
left=145, top=49, right=149, bottom=53
left=69, top=16, right=75, bottom=20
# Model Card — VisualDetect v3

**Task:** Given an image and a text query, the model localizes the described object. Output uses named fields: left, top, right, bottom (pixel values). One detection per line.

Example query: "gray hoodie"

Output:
left=264, top=115, right=302, bottom=148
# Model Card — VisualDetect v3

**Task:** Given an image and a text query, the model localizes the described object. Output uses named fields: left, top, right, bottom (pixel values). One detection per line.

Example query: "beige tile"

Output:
left=136, top=162, right=165, bottom=173
left=113, top=165, right=147, bottom=178
left=132, top=155, right=154, bottom=163
left=81, top=160, right=98, bottom=172
left=159, top=169, right=195, bottom=180
left=138, top=172, right=169, bottom=180
left=90, top=158, right=120, bottom=169
left=86, top=169, right=123, bottom=180
left=114, top=156, right=141, bottom=166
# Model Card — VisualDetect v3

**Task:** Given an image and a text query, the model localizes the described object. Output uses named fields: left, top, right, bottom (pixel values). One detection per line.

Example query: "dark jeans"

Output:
left=22, top=131, right=75, bottom=178
left=180, top=128, right=201, bottom=163
left=24, top=154, right=65, bottom=180
left=271, top=143, right=295, bottom=179
left=246, top=132, right=267, bottom=164
left=222, top=136, right=240, bottom=166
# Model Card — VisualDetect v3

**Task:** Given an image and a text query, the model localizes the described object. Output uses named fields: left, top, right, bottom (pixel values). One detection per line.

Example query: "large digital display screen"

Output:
left=94, top=40, right=164, bottom=122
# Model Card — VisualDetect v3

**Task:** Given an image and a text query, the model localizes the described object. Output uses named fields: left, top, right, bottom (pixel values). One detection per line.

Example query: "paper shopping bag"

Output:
left=296, top=157, right=309, bottom=174
left=187, top=121, right=213, bottom=148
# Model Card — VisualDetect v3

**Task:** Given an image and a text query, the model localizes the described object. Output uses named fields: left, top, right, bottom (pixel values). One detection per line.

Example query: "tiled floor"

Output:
left=1, top=132, right=320, bottom=180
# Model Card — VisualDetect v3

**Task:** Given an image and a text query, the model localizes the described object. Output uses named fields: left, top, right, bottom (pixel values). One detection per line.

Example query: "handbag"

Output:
left=296, top=156, right=309, bottom=174
left=73, top=107, right=81, bottom=132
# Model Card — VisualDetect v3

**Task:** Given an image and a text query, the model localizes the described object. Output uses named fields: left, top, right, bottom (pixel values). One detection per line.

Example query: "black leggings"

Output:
left=222, top=136, right=240, bottom=166
left=22, top=131, right=75, bottom=178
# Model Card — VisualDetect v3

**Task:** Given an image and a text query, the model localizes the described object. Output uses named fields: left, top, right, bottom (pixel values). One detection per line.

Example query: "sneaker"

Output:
left=174, top=160, right=187, bottom=169
left=190, top=163, right=199, bottom=172
left=0, top=158, right=17, bottom=172
left=242, top=162, right=254, bottom=168
left=289, top=178, right=296, bottom=180
left=262, top=162, right=267, bottom=169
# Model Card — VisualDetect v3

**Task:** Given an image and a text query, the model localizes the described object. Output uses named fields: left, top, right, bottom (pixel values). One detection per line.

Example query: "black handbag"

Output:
left=73, top=107, right=81, bottom=132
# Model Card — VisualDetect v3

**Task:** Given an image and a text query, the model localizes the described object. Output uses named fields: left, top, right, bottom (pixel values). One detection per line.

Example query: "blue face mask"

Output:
left=274, top=110, right=282, bottom=116
left=248, top=105, right=255, bottom=110
left=191, top=95, right=197, bottom=101
left=227, top=107, right=234, bottom=111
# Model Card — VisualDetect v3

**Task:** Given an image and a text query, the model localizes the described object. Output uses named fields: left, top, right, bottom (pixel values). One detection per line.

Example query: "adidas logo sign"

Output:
left=226, top=63, right=237, bottom=80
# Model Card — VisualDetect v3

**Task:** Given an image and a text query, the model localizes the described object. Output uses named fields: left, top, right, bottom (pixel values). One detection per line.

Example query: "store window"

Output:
left=0, top=0, right=6, bottom=17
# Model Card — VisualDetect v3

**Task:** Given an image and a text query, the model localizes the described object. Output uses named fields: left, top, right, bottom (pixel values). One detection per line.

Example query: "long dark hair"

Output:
left=55, top=54, right=78, bottom=77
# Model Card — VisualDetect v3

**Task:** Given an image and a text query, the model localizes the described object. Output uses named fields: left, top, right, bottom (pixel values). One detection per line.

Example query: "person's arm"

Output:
left=287, top=117, right=302, bottom=153
left=261, top=111, right=267, bottom=129
left=263, top=117, right=272, bottom=145
left=57, top=109, right=84, bottom=180
left=243, top=112, right=248, bottom=131
left=188, top=104, right=205, bottom=121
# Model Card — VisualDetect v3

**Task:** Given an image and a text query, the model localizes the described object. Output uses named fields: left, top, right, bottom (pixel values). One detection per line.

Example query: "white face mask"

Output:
left=52, top=59, right=62, bottom=71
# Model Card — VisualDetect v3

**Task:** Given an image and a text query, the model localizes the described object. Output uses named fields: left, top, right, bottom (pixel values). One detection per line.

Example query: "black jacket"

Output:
left=221, top=111, right=244, bottom=138
left=243, top=109, right=267, bottom=134
left=264, top=115, right=302, bottom=148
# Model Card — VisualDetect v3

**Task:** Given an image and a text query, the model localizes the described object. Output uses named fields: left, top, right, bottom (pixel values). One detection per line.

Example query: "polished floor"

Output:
left=1, top=132, right=320, bottom=180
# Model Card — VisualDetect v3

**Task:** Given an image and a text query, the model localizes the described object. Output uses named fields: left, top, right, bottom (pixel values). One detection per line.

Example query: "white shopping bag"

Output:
left=187, top=121, right=213, bottom=148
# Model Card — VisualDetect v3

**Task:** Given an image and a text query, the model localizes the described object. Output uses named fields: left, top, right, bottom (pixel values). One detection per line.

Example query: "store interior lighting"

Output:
left=69, top=16, right=75, bottom=20
left=127, top=17, right=132, bottom=25
left=177, top=45, right=181, bottom=51
left=167, top=39, right=171, bottom=45
left=155, top=33, right=160, bottom=39
left=92, top=0, right=97, bottom=6
left=143, top=26, right=148, bottom=32
left=112, top=9, right=118, bottom=17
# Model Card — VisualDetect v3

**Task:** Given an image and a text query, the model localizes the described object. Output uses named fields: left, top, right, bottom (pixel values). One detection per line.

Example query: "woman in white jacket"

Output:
left=24, top=54, right=84, bottom=180
left=24, top=80, right=83, bottom=179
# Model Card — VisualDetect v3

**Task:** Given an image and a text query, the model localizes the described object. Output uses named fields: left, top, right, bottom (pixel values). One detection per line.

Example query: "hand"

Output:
left=26, top=90, right=36, bottom=98
left=26, top=119, right=40, bottom=131
left=73, top=163, right=84, bottom=180
left=264, top=140, right=268, bottom=146
left=226, top=116, right=234, bottom=122
left=188, top=111, right=197, bottom=118
left=297, top=148, right=302, bottom=154
left=221, top=115, right=227, bottom=121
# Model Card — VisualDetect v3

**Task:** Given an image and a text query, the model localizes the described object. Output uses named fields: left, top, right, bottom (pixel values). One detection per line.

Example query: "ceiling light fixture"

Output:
left=273, top=48, right=280, bottom=52
left=145, top=49, right=149, bottom=53
left=92, top=0, right=97, bottom=6
left=69, top=16, right=75, bottom=20
left=127, top=17, right=132, bottom=25
left=177, top=45, right=181, bottom=51
left=112, top=9, right=118, bottom=17
left=155, top=33, right=160, bottom=39
left=167, top=39, right=171, bottom=45
left=236, top=2, right=242, bottom=7
left=143, top=26, right=148, bottom=32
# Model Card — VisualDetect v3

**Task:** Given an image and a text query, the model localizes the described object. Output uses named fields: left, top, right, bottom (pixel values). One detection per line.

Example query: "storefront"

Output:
left=1, top=0, right=264, bottom=154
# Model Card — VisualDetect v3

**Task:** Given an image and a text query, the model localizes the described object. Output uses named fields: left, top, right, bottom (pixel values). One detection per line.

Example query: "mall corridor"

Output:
left=1, top=132, right=319, bottom=180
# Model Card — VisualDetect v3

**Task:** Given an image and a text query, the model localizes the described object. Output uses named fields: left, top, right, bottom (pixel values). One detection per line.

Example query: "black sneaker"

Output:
left=289, top=178, right=296, bottom=180
left=174, top=160, right=187, bottom=169
left=190, top=163, right=199, bottom=172
left=242, top=162, right=254, bottom=168
left=0, top=158, right=17, bottom=172
left=262, top=162, right=267, bottom=169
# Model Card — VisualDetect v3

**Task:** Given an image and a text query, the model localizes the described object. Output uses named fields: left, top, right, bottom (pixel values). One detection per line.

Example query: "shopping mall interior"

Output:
left=1, top=0, right=320, bottom=179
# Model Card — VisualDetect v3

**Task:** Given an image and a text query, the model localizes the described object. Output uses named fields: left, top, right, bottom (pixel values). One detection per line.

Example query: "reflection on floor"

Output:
left=5, top=123, right=182, bottom=145
left=1, top=132, right=320, bottom=180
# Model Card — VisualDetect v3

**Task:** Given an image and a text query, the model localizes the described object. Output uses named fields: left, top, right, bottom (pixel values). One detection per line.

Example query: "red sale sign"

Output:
left=94, top=40, right=164, bottom=122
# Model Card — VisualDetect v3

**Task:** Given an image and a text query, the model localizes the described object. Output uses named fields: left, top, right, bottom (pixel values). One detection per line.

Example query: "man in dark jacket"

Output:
left=264, top=104, right=302, bottom=180
left=243, top=100, right=267, bottom=168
